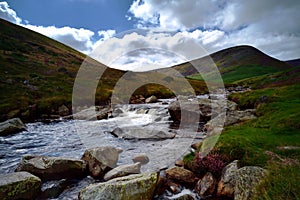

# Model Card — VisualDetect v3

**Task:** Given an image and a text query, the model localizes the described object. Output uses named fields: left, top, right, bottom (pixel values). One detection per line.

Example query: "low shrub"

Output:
left=193, top=151, right=229, bottom=177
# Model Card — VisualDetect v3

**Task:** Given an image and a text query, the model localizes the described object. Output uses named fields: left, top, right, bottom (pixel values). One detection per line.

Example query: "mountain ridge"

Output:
left=173, top=45, right=293, bottom=83
left=0, top=18, right=297, bottom=121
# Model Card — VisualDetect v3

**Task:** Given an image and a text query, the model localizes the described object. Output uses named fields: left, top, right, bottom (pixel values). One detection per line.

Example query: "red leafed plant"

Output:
left=194, top=151, right=229, bottom=177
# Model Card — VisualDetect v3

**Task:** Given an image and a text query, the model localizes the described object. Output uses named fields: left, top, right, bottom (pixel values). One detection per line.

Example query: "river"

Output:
left=0, top=98, right=206, bottom=199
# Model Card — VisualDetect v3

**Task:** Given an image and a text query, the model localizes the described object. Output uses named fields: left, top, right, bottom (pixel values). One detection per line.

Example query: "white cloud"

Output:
left=98, top=29, right=116, bottom=41
left=0, top=1, right=22, bottom=24
left=23, top=24, right=95, bottom=54
left=0, top=1, right=117, bottom=55
left=90, top=30, right=219, bottom=71
left=128, top=0, right=220, bottom=30
left=127, top=0, right=300, bottom=60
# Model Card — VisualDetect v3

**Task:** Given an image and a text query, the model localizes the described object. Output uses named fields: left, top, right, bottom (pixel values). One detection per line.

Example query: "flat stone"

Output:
left=103, top=162, right=141, bottom=181
left=112, top=127, right=176, bottom=140
left=79, top=172, right=158, bottom=200
left=15, top=155, right=87, bottom=181
left=166, top=166, right=197, bottom=185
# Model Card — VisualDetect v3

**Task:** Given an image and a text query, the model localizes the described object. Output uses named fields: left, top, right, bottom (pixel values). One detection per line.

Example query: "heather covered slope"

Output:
left=0, top=18, right=124, bottom=121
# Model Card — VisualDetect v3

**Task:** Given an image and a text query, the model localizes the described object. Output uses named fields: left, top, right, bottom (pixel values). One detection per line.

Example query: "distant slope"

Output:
left=173, top=45, right=293, bottom=84
left=1, top=18, right=296, bottom=122
left=0, top=18, right=124, bottom=121
left=286, top=58, right=300, bottom=67
left=0, top=19, right=206, bottom=121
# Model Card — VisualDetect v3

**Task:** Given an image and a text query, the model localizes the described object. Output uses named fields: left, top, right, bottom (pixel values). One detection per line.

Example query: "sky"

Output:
left=1, top=0, right=300, bottom=71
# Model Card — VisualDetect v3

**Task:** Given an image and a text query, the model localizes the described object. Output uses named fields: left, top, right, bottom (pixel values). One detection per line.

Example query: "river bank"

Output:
left=0, top=84, right=299, bottom=199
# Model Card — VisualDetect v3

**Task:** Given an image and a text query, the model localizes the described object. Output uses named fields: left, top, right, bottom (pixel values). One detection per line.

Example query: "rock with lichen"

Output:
left=79, top=172, right=158, bottom=200
left=0, top=172, right=41, bottom=200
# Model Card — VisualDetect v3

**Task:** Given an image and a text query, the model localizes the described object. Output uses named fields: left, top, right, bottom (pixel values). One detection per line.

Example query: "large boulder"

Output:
left=104, top=162, right=141, bottom=181
left=0, top=118, right=25, bottom=136
left=204, top=109, right=256, bottom=131
left=0, top=172, right=41, bottom=200
left=112, top=127, right=176, bottom=140
left=15, top=155, right=87, bottom=181
left=217, top=160, right=239, bottom=198
left=79, top=172, right=158, bottom=200
left=195, top=172, right=217, bottom=198
left=165, top=166, right=197, bottom=185
left=234, top=166, right=268, bottom=200
left=168, top=99, right=210, bottom=124
left=168, top=98, right=252, bottom=126
left=81, top=146, right=122, bottom=178
left=225, top=109, right=256, bottom=126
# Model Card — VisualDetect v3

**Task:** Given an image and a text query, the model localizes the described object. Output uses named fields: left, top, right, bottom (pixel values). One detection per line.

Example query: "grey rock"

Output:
left=234, top=166, right=268, bottom=200
left=58, top=105, right=69, bottom=116
left=217, top=160, right=239, bottom=198
left=0, top=172, right=41, bottom=200
left=39, top=179, right=69, bottom=199
left=225, top=109, right=256, bottom=126
left=81, top=146, right=122, bottom=178
left=15, top=155, right=87, bottom=181
left=0, top=118, right=25, bottom=136
left=73, top=106, right=111, bottom=121
left=166, top=166, right=197, bottom=185
left=195, top=172, right=217, bottom=198
left=145, top=95, right=158, bottom=103
left=132, top=154, right=150, bottom=165
left=79, top=172, right=158, bottom=200
left=112, top=127, right=176, bottom=140
left=104, top=162, right=141, bottom=181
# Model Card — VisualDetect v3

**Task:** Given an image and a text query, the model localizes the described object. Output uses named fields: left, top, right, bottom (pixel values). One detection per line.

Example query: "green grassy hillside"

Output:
left=183, top=62, right=300, bottom=199
left=174, top=45, right=293, bottom=84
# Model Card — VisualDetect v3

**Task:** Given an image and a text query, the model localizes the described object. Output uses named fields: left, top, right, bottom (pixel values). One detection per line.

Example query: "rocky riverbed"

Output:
left=0, top=90, right=265, bottom=199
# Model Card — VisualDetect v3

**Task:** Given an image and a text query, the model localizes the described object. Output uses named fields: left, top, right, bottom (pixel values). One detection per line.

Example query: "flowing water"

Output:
left=0, top=98, right=206, bottom=199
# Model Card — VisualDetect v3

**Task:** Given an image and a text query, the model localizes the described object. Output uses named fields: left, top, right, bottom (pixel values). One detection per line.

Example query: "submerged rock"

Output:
left=112, top=127, right=176, bottom=140
left=0, top=172, right=41, bottom=200
left=0, top=118, right=25, bottom=136
left=132, top=154, right=150, bottom=165
left=81, top=146, right=122, bottom=179
left=79, top=172, right=158, bottom=200
left=15, top=155, right=87, bottom=181
left=103, top=162, right=141, bottom=181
